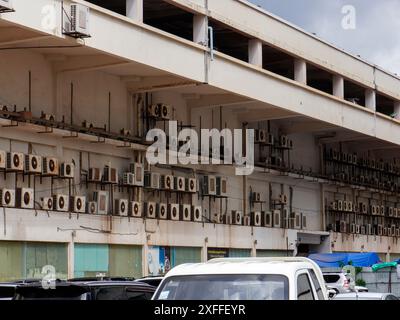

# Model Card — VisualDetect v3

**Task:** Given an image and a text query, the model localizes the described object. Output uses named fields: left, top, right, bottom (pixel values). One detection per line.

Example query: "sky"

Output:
left=249, top=0, right=400, bottom=75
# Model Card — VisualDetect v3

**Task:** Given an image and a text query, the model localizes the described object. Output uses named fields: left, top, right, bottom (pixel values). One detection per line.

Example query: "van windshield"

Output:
left=155, top=274, right=289, bottom=300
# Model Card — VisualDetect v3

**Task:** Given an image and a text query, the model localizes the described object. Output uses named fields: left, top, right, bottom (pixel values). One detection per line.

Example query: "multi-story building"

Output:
left=0, top=0, right=399, bottom=280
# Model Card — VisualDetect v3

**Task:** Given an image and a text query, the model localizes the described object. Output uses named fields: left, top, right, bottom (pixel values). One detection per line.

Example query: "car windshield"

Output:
left=155, top=274, right=289, bottom=300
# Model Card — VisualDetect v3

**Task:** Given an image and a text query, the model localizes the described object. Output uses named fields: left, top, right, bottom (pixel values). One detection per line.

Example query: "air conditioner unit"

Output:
left=252, top=192, right=261, bottom=203
left=279, top=135, right=288, bottom=148
left=94, top=191, right=108, bottom=215
left=52, top=194, right=68, bottom=212
left=232, top=210, right=243, bottom=225
left=356, top=225, right=361, bottom=234
left=350, top=224, right=356, bottom=234
left=243, top=216, right=251, bottom=226
left=0, top=150, right=5, bottom=169
left=250, top=211, right=261, bottom=227
left=64, top=4, right=91, bottom=38
left=6, top=152, right=24, bottom=171
left=203, top=175, right=216, bottom=196
left=180, top=204, right=191, bottom=221
left=255, top=129, right=267, bottom=143
left=168, top=204, right=179, bottom=221
left=1, top=189, right=15, bottom=208
left=263, top=211, right=272, bottom=227
left=279, top=194, right=288, bottom=205
left=294, top=212, right=302, bottom=230
left=129, top=201, right=142, bottom=218
left=144, top=172, right=160, bottom=189
left=88, top=168, right=102, bottom=182
left=24, top=155, right=42, bottom=174
left=41, top=197, right=53, bottom=211
left=60, top=163, right=74, bottom=179
left=145, top=202, right=157, bottom=219
left=87, top=201, right=98, bottom=214
left=216, top=177, right=228, bottom=197
left=0, top=0, right=14, bottom=13
left=16, top=188, right=34, bottom=209
left=158, top=203, right=168, bottom=220
left=147, top=104, right=161, bottom=118
left=273, top=210, right=281, bottom=228
left=340, top=221, right=347, bottom=233
left=186, top=178, right=197, bottom=193
left=42, top=157, right=59, bottom=176
left=161, top=175, right=174, bottom=190
left=123, top=172, right=135, bottom=186
left=130, top=163, right=144, bottom=186
left=70, top=196, right=86, bottom=213
left=174, top=176, right=186, bottom=192
left=192, top=206, right=202, bottom=222
left=160, top=104, right=171, bottom=120
left=103, top=166, right=118, bottom=184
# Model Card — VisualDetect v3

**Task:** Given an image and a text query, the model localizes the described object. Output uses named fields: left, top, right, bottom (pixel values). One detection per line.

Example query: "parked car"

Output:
left=135, top=276, right=164, bottom=288
left=333, top=292, right=399, bottom=300
left=14, top=280, right=156, bottom=300
left=153, top=257, right=328, bottom=300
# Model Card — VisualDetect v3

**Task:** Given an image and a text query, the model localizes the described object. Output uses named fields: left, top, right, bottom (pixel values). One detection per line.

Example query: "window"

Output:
left=297, top=273, right=315, bottom=300
left=309, top=270, right=324, bottom=300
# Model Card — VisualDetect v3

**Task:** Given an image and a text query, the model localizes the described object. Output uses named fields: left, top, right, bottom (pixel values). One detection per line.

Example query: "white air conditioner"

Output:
left=70, top=196, right=86, bottom=213
left=88, top=168, right=102, bottom=182
left=123, top=172, right=135, bottom=186
left=16, top=188, right=34, bottom=209
left=168, top=204, right=179, bottom=221
left=24, top=155, right=42, bottom=174
left=0, top=0, right=14, bottom=13
left=273, top=210, right=281, bottom=228
left=180, top=204, right=191, bottom=221
left=87, top=201, right=97, bottom=214
left=294, top=212, right=302, bottom=230
left=53, top=194, right=68, bottom=212
left=0, top=150, right=5, bottom=169
left=41, top=197, right=53, bottom=211
left=279, top=194, right=288, bottom=205
left=94, top=191, right=108, bottom=215
left=145, top=202, right=157, bottom=219
left=144, top=172, right=160, bottom=189
left=243, top=216, right=251, bottom=226
left=103, top=166, right=118, bottom=184
left=64, top=4, right=91, bottom=38
left=263, top=211, right=272, bottom=227
left=186, top=178, right=197, bottom=193
left=216, top=177, right=228, bottom=197
left=1, top=188, right=15, bottom=208
left=158, top=203, right=168, bottom=220
left=161, top=175, right=174, bottom=190
left=250, top=211, right=261, bottom=227
left=60, top=163, right=75, bottom=179
left=129, top=201, right=142, bottom=218
left=130, top=163, right=144, bottom=186
left=115, top=199, right=128, bottom=216
left=160, top=104, right=171, bottom=120
left=147, top=104, right=161, bottom=118
left=232, top=210, right=243, bottom=225
left=6, top=152, right=24, bottom=171
left=174, top=176, right=185, bottom=192
left=255, top=129, right=267, bottom=143
left=42, top=157, right=59, bottom=176
left=203, top=175, right=216, bottom=196
left=192, top=206, right=202, bottom=222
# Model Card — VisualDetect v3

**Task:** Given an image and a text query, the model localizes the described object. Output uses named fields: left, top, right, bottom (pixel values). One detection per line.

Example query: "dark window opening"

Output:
left=86, top=0, right=126, bottom=15
left=144, top=0, right=194, bottom=41
left=376, top=94, right=395, bottom=117
left=209, top=19, right=250, bottom=63
left=262, top=44, right=294, bottom=80
left=307, top=64, right=333, bottom=94
left=344, top=80, right=365, bottom=107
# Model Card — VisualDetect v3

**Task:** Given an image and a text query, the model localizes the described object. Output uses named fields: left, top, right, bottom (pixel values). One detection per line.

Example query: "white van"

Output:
left=153, top=257, right=328, bottom=300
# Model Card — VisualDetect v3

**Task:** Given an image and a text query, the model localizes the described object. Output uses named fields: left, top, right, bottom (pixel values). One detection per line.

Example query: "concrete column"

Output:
left=248, top=39, right=263, bottom=67
left=126, top=0, right=143, bottom=22
left=365, top=88, right=376, bottom=111
left=394, top=101, right=400, bottom=120
left=333, top=74, right=344, bottom=99
left=193, top=14, right=208, bottom=45
left=294, top=59, right=307, bottom=84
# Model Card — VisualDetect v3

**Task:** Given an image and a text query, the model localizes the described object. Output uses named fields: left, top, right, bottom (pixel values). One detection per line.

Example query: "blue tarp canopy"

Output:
left=308, top=252, right=381, bottom=267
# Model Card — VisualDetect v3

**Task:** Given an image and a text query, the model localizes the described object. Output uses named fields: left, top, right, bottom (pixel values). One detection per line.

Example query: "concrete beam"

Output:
left=193, top=14, right=207, bottom=45
left=365, top=88, right=376, bottom=111
left=126, top=0, right=143, bottom=22
left=333, top=74, right=344, bottom=99
left=294, top=59, right=307, bottom=84
left=248, top=39, right=262, bottom=68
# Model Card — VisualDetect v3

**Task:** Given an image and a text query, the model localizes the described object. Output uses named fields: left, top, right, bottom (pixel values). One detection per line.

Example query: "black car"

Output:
left=14, top=280, right=156, bottom=300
